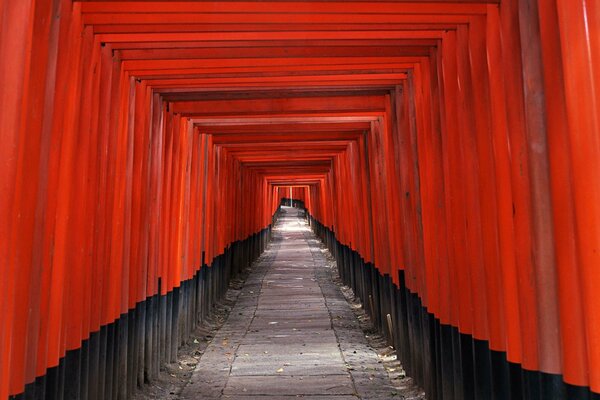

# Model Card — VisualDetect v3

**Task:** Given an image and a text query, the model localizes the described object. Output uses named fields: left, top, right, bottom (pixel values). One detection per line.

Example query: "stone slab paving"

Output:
left=180, top=207, right=409, bottom=399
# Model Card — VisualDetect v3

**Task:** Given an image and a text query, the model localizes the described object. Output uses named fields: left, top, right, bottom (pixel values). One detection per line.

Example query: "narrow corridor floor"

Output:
left=180, top=207, right=423, bottom=399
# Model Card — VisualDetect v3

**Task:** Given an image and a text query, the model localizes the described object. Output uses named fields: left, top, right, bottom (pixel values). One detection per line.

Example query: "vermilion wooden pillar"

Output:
left=2, top=1, right=600, bottom=399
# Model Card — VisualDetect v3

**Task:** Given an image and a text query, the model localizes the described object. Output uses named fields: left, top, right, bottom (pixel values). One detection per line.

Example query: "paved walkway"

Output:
left=180, top=207, right=406, bottom=399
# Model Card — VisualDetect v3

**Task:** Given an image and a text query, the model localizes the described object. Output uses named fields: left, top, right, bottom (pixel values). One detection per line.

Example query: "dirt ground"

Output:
left=132, top=270, right=250, bottom=400
left=133, top=240, right=424, bottom=400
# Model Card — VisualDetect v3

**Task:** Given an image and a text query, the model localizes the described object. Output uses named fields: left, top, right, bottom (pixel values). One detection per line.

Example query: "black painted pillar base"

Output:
left=304, top=214, right=600, bottom=400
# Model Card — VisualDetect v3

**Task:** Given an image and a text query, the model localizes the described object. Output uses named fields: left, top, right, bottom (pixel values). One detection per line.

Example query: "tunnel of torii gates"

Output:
left=1, top=0, right=599, bottom=399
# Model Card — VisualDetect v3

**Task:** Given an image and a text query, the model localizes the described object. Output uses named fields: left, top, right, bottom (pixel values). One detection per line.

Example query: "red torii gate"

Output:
left=0, top=0, right=599, bottom=399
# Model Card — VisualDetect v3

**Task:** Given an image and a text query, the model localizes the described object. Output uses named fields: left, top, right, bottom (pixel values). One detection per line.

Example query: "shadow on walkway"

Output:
left=141, top=207, right=424, bottom=399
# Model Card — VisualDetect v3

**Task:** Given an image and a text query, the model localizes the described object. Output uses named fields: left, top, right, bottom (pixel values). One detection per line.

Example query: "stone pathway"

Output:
left=180, top=207, right=412, bottom=399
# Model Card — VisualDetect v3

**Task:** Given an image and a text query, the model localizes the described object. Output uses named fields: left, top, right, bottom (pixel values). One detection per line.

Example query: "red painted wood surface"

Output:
left=0, top=0, right=599, bottom=397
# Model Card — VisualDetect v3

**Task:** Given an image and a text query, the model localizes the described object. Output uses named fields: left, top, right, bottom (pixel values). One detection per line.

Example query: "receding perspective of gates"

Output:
left=1, top=0, right=599, bottom=399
